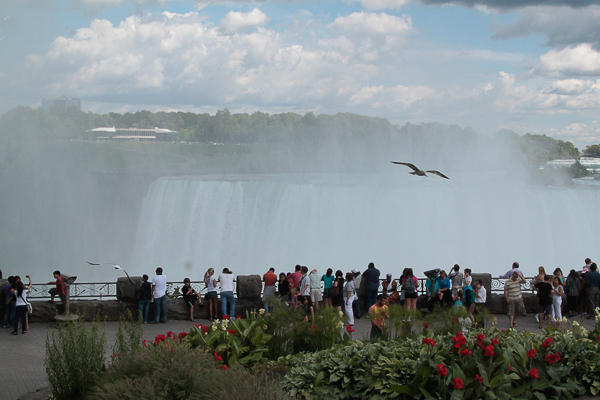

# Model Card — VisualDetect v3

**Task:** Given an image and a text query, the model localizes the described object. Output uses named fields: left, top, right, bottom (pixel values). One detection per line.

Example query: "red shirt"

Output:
left=56, top=276, right=66, bottom=296
left=290, top=271, right=302, bottom=288
left=263, top=271, right=277, bottom=287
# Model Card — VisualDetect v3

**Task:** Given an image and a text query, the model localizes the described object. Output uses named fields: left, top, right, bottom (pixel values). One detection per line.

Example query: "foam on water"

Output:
left=129, top=173, right=600, bottom=279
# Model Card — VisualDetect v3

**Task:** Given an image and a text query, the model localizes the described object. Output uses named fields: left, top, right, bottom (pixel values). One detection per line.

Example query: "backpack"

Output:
left=404, top=277, right=416, bottom=295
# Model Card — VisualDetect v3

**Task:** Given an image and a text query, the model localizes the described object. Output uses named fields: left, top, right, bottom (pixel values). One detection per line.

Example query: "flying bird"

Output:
left=391, top=162, right=450, bottom=179
left=87, top=262, right=134, bottom=284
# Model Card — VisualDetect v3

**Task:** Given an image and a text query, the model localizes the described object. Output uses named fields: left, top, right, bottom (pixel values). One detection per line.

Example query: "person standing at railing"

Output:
left=204, top=268, right=218, bottom=321
left=504, top=270, right=526, bottom=329
left=263, top=267, right=278, bottom=314
left=584, top=262, right=600, bottom=319
left=351, top=269, right=362, bottom=319
left=219, top=268, right=235, bottom=318
left=309, top=269, right=323, bottom=310
left=11, top=278, right=31, bottom=336
left=499, top=262, right=524, bottom=279
left=448, top=264, right=463, bottom=296
left=182, top=278, right=203, bottom=322
left=362, top=262, right=380, bottom=310
left=151, top=267, right=168, bottom=324
left=3, top=276, right=16, bottom=328
left=138, top=274, right=151, bottom=324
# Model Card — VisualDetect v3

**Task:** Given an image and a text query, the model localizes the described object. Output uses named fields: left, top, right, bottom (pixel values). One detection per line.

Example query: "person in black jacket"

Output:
left=362, top=262, right=380, bottom=309
left=138, top=275, right=152, bottom=324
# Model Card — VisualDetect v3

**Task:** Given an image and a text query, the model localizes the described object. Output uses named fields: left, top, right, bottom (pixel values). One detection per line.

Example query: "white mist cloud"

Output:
left=219, top=8, right=270, bottom=35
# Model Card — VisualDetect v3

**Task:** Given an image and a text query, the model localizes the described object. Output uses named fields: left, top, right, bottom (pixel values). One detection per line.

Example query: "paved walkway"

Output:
left=2, top=313, right=597, bottom=400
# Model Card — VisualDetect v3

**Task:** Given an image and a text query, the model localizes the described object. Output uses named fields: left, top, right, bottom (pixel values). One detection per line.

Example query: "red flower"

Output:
left=423, top=322, right=429, bottom=329
left=142, top=339, right=147, bottom=347
left=223, top=315, right=230, bottom=320
left=529, top=368, right=539, bottom=379
left=452, top=331, right=466, bottom=349
left=201, top=325, right=209, bottom=333
left=194, top=323, right=200, bottom=329
left=167, top=331, right=174, bottom=337
left=453, top=378, right=464, bottom=390
left=436, top=364, right=447, bottom=377
left=460, top=348, right=472, bottom=357
left=227, top=329, right=236, bottom=335
left=346, top=326, right=355, bottom=333
left=221, top=365, right=228, bottom=370
left=597, top=334, right=600, bottom=341
left=491, top=338, right=499, bottom=345
left=527, top=349, right=538, bottom=359
left=178, top=332, right=187, bottom=339
left=475, top=374, right=484, bottom=384
left=542, top=337, right=554, bottom=348
left=310, top=324, right=317, bottom=331
left=509, top=365, right=513, bottom=372
left=214, top=352, right=222, bottom=361
left=423, top=338, right=437, bottom=347
left=545, top=352, right=561, bottom=366
left=155, top=334, right=166, bottom=343
left=235, top=316, right=241, bottom=319
left=476, top=333, right=485, bottom=348
left=484, top=344, right=495, bottom=358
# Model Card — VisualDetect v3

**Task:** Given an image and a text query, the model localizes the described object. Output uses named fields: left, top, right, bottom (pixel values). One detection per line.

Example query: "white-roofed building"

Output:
left=85, top=127, right=178, bottom=142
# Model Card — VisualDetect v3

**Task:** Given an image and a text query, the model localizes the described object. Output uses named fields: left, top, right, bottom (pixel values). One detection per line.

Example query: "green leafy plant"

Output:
left=187, top=310, right=272, bottom=369
left=45, top=314, right=107, bottom=400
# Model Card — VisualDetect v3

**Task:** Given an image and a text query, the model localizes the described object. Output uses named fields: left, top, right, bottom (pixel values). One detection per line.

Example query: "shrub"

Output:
left=282, top=322, right=600, bottom=400
left=264, top=305, right=350, bottom=359
left=111, top=309, right=143, bottom=358
left=45, top=315, right=107, bottom=400
left=84, top=340, right=287, bottom=400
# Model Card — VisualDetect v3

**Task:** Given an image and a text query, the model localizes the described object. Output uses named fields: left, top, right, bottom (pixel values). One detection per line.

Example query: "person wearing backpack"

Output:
left=402, top=268, right=418, bottom=310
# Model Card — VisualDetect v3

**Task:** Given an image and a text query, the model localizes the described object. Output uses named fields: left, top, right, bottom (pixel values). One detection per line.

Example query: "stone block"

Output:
left=117, top=276, right=143, bottom=302
left=236, top=275, right=262, bottom=299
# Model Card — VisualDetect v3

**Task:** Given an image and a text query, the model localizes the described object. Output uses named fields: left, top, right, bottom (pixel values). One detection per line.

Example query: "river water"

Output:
left=127, top=173, right=600, bottom=281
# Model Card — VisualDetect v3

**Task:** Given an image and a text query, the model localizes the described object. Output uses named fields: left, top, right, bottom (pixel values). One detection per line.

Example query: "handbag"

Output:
left=21, top=293, right=32, bottom=315
left=331, top=280, right=339, bottom=297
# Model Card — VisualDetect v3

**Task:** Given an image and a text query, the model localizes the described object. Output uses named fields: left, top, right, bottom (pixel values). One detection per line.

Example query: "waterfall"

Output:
left=130, top=174, right=600, bottom=279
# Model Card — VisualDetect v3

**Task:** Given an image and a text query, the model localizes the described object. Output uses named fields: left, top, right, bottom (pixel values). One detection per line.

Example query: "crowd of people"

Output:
left=501, top=259, right=600, bottom=329
left=4, top=258, right=599, bottom=337
left=3, top=271, right=65, bottom=337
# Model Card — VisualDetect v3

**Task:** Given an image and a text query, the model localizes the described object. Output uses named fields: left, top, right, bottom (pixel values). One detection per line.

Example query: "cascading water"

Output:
left=129, top=174, right=600, bottom=279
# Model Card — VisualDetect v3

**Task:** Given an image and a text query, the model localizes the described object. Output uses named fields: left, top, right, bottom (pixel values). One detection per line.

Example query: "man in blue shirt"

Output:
left=499, top=262, right=525, bottom=279
left=362, top=262, right=380, bottom=309
left=584, top=262, right=599, bottom=319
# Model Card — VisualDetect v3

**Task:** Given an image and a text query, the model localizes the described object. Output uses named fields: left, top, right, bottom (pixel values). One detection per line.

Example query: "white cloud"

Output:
left=546, top=121, right=600, bottom=145
left=351, top=0, right=411, bottom=10
left=219, top=8, right=270, bottom=35
left=327, top=12, right=412, bottom=38
left=532, top=43, right=600, bottom=77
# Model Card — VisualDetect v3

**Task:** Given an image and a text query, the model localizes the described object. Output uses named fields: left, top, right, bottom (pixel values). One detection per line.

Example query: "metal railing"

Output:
left=27, top=276, right=533, bottom=301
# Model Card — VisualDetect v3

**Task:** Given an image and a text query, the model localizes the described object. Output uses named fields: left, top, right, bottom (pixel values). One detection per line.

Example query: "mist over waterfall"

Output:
left=130, top=174, right=600, bottom=279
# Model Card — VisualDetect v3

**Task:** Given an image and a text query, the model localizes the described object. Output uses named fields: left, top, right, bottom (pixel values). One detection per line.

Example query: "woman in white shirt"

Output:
left=204, top=268, right=218, bottom=321
left=12, top=279, right=31, bottom=335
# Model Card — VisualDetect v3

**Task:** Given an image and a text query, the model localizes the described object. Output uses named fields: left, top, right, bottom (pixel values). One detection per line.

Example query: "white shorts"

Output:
left=310, top=288, right=323, bottom=303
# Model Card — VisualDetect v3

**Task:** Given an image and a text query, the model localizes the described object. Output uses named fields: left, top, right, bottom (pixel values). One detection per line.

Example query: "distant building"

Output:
left=42, top=96, right=81, bottom=112
left=85, top=127, right=179, bottom=142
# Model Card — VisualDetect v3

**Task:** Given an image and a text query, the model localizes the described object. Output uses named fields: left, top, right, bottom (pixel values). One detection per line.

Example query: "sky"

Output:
left=1, top=0, right=600, bottom=149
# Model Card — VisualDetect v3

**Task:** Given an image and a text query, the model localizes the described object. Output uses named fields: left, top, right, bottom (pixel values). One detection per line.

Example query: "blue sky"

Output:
left=1, top=0, right=600, bottom=149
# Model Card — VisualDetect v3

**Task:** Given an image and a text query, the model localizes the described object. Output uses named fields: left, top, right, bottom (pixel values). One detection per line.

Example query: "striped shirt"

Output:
left=504, top=279, right=523, bottom=300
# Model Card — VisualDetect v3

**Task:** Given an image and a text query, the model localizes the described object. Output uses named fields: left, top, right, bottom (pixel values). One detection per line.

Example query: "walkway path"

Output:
left=2, top=313, right=597, bottom=400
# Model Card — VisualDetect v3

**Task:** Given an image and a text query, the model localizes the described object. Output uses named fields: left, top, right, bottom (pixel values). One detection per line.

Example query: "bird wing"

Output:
left=87, top=261, right=101, bottom=266
left=391, top=162, right=419, bottom=172
left=426, top=170, right=450, bottom=179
